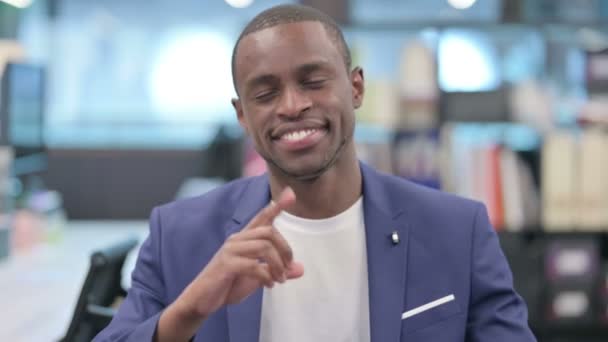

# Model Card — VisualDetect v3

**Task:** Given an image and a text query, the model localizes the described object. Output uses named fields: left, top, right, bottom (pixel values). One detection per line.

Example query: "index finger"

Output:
left=246, top=187, right=296, bottom=229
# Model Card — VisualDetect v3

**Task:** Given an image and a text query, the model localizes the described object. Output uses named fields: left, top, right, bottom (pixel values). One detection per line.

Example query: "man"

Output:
left=95, top=4, right=536, bottom=342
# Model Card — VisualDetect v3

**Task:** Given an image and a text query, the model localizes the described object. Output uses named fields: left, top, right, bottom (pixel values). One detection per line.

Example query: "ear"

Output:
left=351, top=67, right=365, bottom=109
left=232, top=98, right=249, bottom=134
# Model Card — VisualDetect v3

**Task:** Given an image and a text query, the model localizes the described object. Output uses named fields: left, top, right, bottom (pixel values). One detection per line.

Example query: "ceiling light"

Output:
left=225, top=0, right=254, bottom=9
left=447, top=0, right=477, bottom=10
left=1, top=0, right=33, bottom=8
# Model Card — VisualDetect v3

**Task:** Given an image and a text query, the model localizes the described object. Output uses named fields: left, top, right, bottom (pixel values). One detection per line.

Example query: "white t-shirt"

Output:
left=259, top=197, right=370, bottom=342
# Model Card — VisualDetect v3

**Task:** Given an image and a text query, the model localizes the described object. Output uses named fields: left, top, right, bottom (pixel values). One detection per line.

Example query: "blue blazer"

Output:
left=95, top=163, right=536, bottom=341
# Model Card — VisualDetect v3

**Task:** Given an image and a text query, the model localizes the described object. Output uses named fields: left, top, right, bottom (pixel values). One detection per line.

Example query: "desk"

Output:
left=0, top=221, right=148, bottom=342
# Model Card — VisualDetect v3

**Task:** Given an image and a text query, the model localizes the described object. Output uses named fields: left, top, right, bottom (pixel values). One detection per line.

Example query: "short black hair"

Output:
left=231, top=4, right=352, bottom=94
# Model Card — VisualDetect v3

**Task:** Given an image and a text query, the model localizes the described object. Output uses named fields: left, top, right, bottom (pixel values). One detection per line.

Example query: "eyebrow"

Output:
left=296, top=61, right=332, bottom=76
left=245, top=74, right=279, bottom=93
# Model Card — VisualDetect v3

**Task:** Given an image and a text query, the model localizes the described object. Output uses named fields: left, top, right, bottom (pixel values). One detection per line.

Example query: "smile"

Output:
left=274, top=126, right=328, bottom=151
left=280, top=128, right=321, bottom=142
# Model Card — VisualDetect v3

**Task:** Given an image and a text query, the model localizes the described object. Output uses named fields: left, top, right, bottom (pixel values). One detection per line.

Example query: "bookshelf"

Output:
left=499, top=230, right=608, bottom=341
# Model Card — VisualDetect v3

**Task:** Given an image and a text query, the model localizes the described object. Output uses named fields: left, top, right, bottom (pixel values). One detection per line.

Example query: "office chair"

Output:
left=60, top=237, right=139, bottom=342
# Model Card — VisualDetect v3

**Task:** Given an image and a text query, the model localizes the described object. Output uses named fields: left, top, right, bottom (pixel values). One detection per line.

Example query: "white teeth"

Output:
left=282, top=129, right=318, bottom=141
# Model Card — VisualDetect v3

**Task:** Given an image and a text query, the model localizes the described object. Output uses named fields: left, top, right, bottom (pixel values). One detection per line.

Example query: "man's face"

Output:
left=233, top=21, right=364, bottom=180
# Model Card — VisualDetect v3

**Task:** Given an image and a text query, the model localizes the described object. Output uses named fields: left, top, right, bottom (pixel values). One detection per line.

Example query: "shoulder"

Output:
left=374, top=169, right=482, bottom=219
left=371, top=169, right=484, bottom=245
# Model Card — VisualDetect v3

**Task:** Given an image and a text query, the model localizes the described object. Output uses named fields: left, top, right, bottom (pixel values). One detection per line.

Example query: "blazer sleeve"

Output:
left=93, top=207, right=167, bottom=342
left=465, top=203, right=537, bottom=342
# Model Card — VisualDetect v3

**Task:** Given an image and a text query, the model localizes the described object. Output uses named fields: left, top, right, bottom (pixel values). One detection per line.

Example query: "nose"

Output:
left=275, top=85, right=312, bottom=119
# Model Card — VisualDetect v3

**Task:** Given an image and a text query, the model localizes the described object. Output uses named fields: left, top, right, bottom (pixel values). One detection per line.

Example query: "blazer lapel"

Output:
left=225, top=175, right=271, bottom=342
left=361, top=164, right=410, bottom=342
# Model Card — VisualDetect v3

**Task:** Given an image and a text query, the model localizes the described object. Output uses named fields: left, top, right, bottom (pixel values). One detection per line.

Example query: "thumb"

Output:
left=285, top=261, right=304, bottom=279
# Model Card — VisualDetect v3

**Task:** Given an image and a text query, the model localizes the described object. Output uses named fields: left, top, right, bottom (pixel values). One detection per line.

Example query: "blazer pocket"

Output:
left=401, top=294, right=462, bottom=334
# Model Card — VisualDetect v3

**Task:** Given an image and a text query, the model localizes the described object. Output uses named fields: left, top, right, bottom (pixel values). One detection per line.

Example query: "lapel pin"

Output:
left=391, top=231, right=400, bottom=245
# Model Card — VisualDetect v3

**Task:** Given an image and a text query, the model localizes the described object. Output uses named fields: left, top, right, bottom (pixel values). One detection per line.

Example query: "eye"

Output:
left=254, top=90, right=277, bottom=103
left=302, top=79, right=326, bottom=89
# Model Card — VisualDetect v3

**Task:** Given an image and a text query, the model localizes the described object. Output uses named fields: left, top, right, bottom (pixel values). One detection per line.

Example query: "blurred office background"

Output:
left=2, top=0, right=608, bottom=341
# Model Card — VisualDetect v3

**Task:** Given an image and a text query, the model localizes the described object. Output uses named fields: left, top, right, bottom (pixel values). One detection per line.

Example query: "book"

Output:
left=542, top=132, right=577, bottom=231
left=500, top=149, right=525, bottom=231
left=577, top=129, right=608, bottom=230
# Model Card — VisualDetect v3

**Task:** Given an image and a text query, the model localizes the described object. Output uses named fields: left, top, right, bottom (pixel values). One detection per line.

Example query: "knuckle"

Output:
left=263, top=240, right=272, bottom=251
left=262, top=205, right=273, bottom=216
left=259, top=225, right=273, bottom=236
left=268, top=227, right=278, bottom=240
left=213, top=253, right=227, bottom=269
left=223, top=240, right=235, bottom=252
left=257, top=207, right=271, bottom=221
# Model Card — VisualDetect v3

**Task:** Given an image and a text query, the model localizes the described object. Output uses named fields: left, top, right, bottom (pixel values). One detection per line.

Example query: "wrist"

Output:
left=173, top=293, right=209, bottom=323
left=157, top=299, right=205, bottom=342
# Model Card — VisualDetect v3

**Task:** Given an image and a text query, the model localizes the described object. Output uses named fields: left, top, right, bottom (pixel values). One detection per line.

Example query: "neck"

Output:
left=268, top=146, right=362, bottom=219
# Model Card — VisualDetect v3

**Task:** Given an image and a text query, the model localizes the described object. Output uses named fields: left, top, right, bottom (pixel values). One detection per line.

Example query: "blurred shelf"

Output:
left=533, top=322, right=608, bottom=339
left=354, top=123, right=393, bottom=143
left=498, top=229, right=608, bottom=237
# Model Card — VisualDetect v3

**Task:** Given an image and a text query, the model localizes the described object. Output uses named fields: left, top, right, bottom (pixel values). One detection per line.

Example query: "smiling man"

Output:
left=95, top=4, right=536, bottom=342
